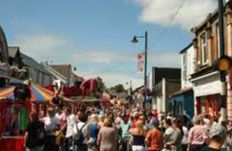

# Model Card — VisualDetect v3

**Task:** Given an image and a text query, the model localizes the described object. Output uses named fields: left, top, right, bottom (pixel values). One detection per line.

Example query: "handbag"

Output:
left=55, top=131, right=64, bottom=145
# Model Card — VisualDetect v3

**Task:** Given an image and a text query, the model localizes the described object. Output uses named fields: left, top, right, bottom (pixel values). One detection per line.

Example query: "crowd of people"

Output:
left=24, top=103, right=232, bottom=151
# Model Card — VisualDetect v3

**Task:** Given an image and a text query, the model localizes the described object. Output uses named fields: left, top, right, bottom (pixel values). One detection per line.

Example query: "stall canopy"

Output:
left=0, top=83, right=54, bottom=103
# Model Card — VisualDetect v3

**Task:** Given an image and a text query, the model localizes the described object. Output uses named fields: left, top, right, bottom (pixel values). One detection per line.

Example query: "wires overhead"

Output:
left=149, top=0, right=187, bottom=49
left=81, top=0, right=187, bottom=77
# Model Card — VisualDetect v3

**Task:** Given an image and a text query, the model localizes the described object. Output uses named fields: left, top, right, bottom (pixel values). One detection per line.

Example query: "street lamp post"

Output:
left=132, top=31, right=148, bottom=108
left=126, top=80, right=132, bottom=95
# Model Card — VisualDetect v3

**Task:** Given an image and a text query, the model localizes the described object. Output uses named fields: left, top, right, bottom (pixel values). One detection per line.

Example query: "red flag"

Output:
left=137, top=52, right=144, bottom=72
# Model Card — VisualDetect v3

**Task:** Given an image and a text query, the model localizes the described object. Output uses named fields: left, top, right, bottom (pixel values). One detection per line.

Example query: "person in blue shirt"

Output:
left=120, top=114, right=131, bottom=151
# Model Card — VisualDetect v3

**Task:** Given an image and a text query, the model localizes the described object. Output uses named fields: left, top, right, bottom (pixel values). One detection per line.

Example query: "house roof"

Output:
left=133, top=85, right=144, bottom=93
left=50, top=64, right=83, bottom=82
left=179, top=43, right=193, bottom=54
left=50, top=64, right=71, bottom=78
left=8, top=47, right=19, bottom=57
left=0, top=26, right=9, bottom=62
left=41, top=63, right=67, bottom=83
left=71, top=72, right=84, bottom=82
left=192, top=9, right=218, bottom=33
left=191, top=0, right=231, bottom=33
left=21, top=53, right=51, bottom=75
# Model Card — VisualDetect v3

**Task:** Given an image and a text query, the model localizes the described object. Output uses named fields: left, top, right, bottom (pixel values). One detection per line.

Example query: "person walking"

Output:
left=129, top=120, right=147, bottom=151
left=25, top=112, right=45, bottom=151
left=76, top=112, right=88, bottom=151
left=97, top=117, right=119, bottom=151
left=41, top=108, right=60, bottom=151
left=165, top=119, right=183, bottom=151
left=200, top=122, right=227, bottom=151
left=163, top=118, right=175, bottom=150
left=181, top=122, right=189, bottom=151
left=64, top=108, right=77, bottom=151
left=146, top=118, right=163, bottom=151
left=120, top=114, right=131, bottom=151
left=188, top=115, right=208, bottom=151
left=87, top=114, right=99, bottom=151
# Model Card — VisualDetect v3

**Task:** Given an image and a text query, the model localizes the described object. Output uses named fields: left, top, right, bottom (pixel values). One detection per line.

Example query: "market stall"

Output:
left=0, top=83, right=56, bottom=151
left=81, top=98, right=101, bottom=107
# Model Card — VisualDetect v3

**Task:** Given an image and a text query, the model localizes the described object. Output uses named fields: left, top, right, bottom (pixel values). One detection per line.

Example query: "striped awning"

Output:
left=0, top=83, right=54, bottom=103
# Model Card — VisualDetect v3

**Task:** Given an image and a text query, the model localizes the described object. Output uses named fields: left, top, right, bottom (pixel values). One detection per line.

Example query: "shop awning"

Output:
left=0, top=83, right=54, bottom=103
left=171, top=87, right=193, bottom=97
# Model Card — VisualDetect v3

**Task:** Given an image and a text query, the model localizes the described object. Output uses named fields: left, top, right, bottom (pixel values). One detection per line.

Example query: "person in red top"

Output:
left=152, top=109, right=158, bottom=119
left=146, top=118, right=163, bottom=151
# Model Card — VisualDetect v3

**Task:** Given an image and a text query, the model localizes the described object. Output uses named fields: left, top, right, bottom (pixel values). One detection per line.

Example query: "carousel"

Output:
left=0, top=81, right=74, bottom=151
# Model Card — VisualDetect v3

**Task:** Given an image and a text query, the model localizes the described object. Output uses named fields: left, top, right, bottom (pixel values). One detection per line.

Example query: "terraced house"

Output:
left=191, top=0, right=232, bottom=119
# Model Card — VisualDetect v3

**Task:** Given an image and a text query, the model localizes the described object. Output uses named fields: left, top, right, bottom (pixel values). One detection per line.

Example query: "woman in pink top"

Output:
left=188, top=115, right=208, bottom=151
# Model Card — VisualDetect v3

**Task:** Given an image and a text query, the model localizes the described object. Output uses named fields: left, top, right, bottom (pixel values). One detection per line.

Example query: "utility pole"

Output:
left=218, top=0, right=227, bottom=119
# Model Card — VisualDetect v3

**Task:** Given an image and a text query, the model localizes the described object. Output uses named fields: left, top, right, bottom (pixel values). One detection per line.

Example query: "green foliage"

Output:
left=110, top=84, right=126, bottom=93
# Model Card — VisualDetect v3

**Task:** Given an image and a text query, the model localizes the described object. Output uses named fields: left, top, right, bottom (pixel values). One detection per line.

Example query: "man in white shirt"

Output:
left=55, top=107, right=66, bottom=131
left=41, top=108, right=60, bottom=151
left=64, top=108, right=77, bottom=151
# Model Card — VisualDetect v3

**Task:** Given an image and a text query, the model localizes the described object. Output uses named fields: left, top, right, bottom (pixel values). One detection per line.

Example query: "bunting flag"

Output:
left=137, top=52, right=144, bottom=72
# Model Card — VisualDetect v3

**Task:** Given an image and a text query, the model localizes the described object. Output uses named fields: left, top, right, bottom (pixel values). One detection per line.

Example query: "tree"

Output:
left=110, top=84, right=126, bottom=93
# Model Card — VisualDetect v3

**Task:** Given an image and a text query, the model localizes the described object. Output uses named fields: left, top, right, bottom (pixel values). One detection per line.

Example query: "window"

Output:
left=200, top=32, right=208, bottom=65
left=182, top=54, right=187, bottom=81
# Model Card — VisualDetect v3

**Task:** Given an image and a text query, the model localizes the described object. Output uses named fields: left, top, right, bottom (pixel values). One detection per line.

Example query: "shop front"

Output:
left=192, top=71, right=224, bottom=117
left=195, top=95, right=220, bottom=117
left=169, top=88, right=194, bottom=118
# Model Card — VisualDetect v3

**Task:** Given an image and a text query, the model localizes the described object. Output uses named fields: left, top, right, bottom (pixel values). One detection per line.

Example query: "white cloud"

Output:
left=81, top=71, right=144, bottom=88
left=11, top=33, right=180, bottom=89
left=133, top=0, right=217, bottom=30
left=76, top=51, right=180, bottom=88
left=13, top=33, right=68, bottom=61
left=74, top=50, right=135, bottom=64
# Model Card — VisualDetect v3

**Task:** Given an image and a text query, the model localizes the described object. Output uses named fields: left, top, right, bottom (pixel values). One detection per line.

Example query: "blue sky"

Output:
left=0, top=0, right=217, bottom=88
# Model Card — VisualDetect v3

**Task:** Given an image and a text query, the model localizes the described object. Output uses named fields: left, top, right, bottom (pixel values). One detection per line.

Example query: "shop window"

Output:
left=182, top=54, right=187, bottom=82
